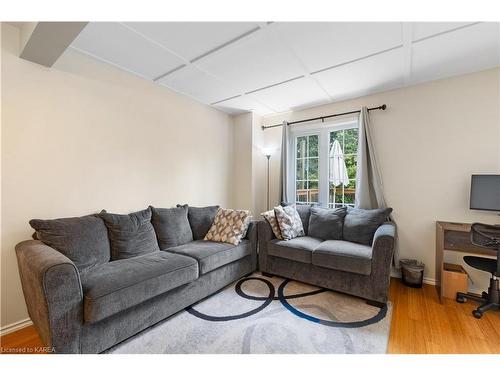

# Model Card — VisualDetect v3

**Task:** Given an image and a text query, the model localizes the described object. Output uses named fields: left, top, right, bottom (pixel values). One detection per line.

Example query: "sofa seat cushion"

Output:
left=268, top=236, right=322, bottom=264
left=166, top=239, right=252, bottom=275
left=81, top=252, right=198, bottom=323
left=312, top=240, right=372, bottom=275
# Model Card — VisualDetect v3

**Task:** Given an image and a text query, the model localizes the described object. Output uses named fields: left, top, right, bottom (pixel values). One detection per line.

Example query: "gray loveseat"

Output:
left=16, top=205, right=257, bottom=354
left=258, top=205, right=395, bottom=304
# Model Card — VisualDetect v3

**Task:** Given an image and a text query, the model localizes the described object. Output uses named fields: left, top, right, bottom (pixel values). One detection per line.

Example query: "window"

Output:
left=329, top=127, right=358, bottom=208
left=295, top=135, right=319, bottom=204
left=291, top=121, right=358, bottom=208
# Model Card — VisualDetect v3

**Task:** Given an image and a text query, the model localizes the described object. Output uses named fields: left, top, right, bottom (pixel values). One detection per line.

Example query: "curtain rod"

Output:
left=261, top=104, right=387, bottom=130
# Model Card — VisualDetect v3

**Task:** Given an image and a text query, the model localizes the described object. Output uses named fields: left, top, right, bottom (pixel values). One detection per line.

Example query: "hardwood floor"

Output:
left=1, top=278, right=499, bottom=354
left=388, top=279, right=500, bottom=353
left=1, top=325, right=46, bottom=354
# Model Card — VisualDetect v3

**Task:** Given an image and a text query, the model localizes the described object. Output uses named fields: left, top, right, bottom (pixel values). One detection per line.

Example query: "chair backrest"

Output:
left=471, top=222, right=500, bottom=276
left=470, top=223, right=500, bottom=250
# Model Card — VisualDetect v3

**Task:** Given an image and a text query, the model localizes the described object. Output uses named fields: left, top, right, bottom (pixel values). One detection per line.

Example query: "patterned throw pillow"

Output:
left=274, top=205, right=305, bottom=240
left=204, top=208, right=252, bottom=245
left=261, top=209, right=283, bottom=240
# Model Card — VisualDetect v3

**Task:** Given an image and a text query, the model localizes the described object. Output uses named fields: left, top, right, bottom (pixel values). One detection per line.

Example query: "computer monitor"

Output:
left=470, top=175, right=500, bottom=212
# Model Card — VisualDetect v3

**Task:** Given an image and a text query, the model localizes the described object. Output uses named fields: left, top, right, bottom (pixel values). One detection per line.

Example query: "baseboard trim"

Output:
left=403, top=275, right=484, bottom=295
left=0, top=318, right=33, bottom=336
left=423, top=277, right=436, bottom=285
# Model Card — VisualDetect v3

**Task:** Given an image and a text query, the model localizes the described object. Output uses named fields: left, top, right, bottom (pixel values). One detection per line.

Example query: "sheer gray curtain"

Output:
left=279, top=121, right=289, bottom=204
left=355, top=107, right=387, bottom=209
left=356, top=107, right=399, bottom=263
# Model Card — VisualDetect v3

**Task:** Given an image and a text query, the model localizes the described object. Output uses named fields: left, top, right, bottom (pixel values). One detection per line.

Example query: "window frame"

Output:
left=289, top=118, right=358, bottom=207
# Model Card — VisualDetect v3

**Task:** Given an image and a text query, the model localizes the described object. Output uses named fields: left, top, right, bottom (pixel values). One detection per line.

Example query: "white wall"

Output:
left=231, top=113, right=253, bottom=211
left=232, top=112, right=268, bottom=217
left=259, top=68, right=500, bottom=288
left=1, top=23, right=235, bottom=329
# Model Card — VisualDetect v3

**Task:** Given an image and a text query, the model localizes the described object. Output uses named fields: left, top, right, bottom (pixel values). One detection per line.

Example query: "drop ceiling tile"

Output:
left=412, top=22, right=477, bottom=41
left=157, top=65, right=240, bottom=104
left=123, top=22, right=259, bottom=61
left=247, top=77, right=330, bottom=112
left=271, top=22, right=403, bottom=73
left=411, top=22, right=499, bottom=85
left=313, top=47, right=406, bottom=101
left=213, top=95, right=275, bottom=116
left=194, top=31, right=305, bottom=94
left=72, top=22, right=184, bottom=80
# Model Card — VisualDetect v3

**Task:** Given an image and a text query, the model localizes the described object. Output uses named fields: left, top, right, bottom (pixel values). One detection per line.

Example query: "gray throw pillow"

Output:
left=150, top=205, right=193, bottom=249
left=308, top=206, right=347, bottom=240
left=99, top=207, right=160, bottom=260
left=178, top=205, right=219, bottom=240
left=29, top=214, right=110, bottom=272
left=343, top=207, right=393, bottom=245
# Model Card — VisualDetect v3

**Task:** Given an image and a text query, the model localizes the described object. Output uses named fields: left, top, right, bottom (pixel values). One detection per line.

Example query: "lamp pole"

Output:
left=266, top=154, right=271, bottom=210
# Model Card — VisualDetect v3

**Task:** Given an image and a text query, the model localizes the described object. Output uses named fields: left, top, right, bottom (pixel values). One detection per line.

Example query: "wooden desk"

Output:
left=436, top=221, right=497, bottom=303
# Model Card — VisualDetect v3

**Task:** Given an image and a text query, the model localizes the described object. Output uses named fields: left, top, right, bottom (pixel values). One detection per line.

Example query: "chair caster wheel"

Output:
left=456, top=296, right=466, bottom=303
left=472, top=310, right=483, bottom=319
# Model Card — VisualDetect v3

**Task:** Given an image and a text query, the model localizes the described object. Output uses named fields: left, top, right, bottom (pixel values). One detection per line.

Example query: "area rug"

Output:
left=107, top=274, right=392, bottom=354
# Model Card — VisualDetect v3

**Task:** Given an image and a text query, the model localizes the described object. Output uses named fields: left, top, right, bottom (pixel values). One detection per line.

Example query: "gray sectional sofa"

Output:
left=16, top=205, right=257, bottom=353
left=258, top=205, right=395, bottom=304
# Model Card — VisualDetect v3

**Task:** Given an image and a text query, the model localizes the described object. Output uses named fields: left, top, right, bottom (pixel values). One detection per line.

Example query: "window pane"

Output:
left=344, top=128, right=358, bottom=154
left=296, top=159, right=305, bottom=180
left=344, top=188, right=355, bottom=204
left=347, top=178, right=356, bottom=191
left=308, top=181, right=319, bottom=203
left=344, top=155, right=357, bottom=180
left=330, top=130, right=341, bottom=145
left=329, top=183, right=336, bottom=206
left=296, top=181, right=306, bottom=202
left=307, top=158, right=319, bottom=180
left=297, top=137, right=307, bottom=158
left=308, top=135, right=319, bottom=157
left=334, top=185, right=344, bottom=204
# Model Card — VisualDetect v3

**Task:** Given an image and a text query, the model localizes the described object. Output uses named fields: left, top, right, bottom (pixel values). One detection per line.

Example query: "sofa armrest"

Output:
left=245, top=221, right=258, bottom=270
left=370, top=223, right=396, bottom=301
left=372, top=222, right=396, bottom=246
left=257, top=220, right=275, bottom=272
left=15, top=240, right=83, bottom=353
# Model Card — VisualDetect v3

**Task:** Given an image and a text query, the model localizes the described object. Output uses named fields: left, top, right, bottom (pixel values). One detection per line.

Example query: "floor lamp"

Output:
left=264, top=151, right=271, bottom=210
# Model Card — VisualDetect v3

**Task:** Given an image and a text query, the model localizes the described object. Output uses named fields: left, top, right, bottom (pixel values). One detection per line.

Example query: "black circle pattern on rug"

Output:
left=185, top=276, right=387, bottom=328
left=277, top=279, right=388, bottom=328
left=185, top=278, right=275, bottom=321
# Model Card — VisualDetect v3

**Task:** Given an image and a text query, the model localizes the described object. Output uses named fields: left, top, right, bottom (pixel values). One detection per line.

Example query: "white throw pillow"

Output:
left=274, top=205, right=305, bottom=240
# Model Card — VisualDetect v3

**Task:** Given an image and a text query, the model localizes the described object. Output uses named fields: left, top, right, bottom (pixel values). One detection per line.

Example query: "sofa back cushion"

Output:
left=150, top=205, right=193, bottom=249
left=308, top=206, right=347, bottom=240
left=29, top=214, right=110, bottom=272
left=99, top=207, right=160, bottom=260
left=179, top=205, right=220, bottom=240
left=343, top=207, right=393, bottom=245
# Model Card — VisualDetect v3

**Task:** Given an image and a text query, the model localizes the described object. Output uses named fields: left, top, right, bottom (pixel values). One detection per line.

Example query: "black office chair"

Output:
left=456, top=222, right=499, bottom=319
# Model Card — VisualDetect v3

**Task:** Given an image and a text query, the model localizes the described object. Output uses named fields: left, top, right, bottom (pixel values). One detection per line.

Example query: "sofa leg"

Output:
left=261, top=272, right=274, bottom=278
left=366, top=299, right=386, bottom=308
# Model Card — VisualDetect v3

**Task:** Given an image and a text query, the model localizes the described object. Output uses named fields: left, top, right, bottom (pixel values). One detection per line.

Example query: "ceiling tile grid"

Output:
left=70, top=22, right=500, bottom=116
left=71, top=22, right=185, bottom=80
